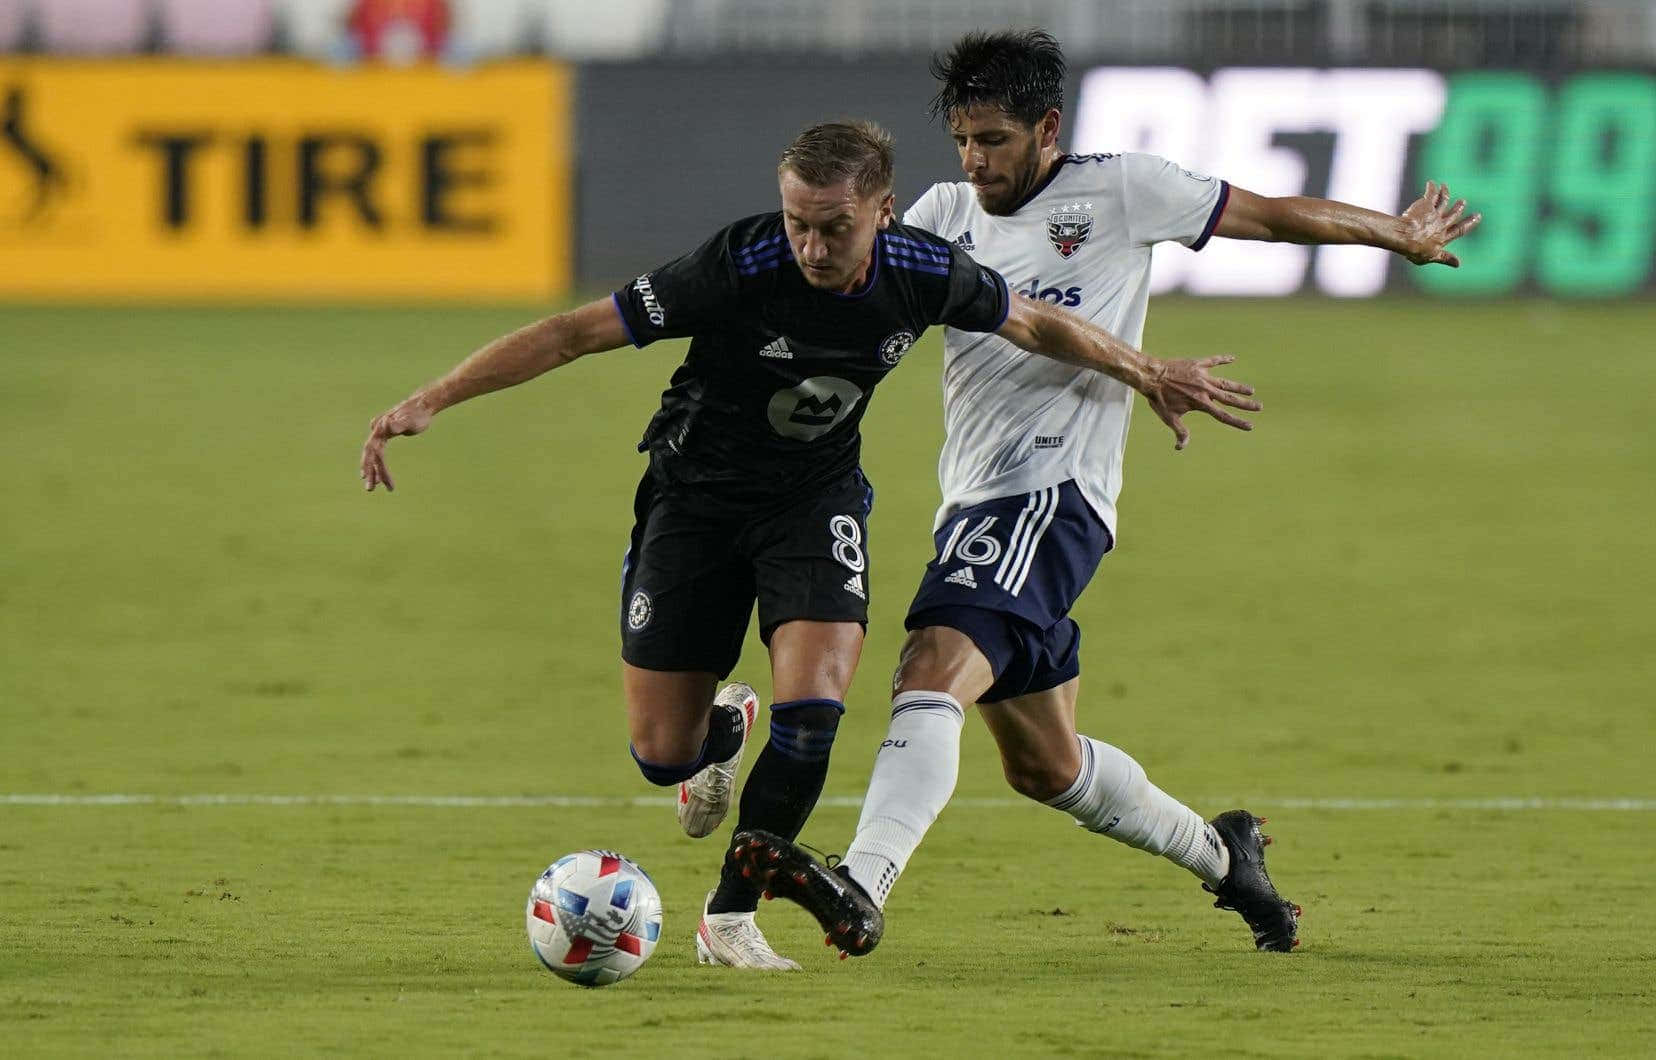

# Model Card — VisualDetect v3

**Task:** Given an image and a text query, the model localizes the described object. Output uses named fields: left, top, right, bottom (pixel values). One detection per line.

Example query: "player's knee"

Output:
left=1001, top=755, right=1075, bottom=803
left=628, top=731, right=704, bottom=785
left=893, top=627, right=989, bottom=701
left=894, top=628, right=953, bottom=686
left=626, top=719, right=702, bottom=764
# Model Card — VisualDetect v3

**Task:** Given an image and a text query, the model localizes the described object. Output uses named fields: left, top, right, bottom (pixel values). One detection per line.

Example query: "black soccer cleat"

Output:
left=1203, top=809, right=1302, bottom=952
left=727, top=829, right=884, bottom=957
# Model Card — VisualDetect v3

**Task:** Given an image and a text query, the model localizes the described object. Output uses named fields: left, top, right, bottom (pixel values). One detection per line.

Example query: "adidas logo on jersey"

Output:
left=843, top=574, right=866, bottom=600
left=953, top=230, right=975, bottom=251
left=758, top=337, right=793, bottom=359
left=944, top=567, right=977, bottom=589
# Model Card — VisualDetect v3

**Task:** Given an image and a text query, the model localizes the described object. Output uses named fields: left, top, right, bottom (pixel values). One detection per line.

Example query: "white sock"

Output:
left=841, top=691, right=966, bottom=908
left=1045, top=735, right=1230, bottom=885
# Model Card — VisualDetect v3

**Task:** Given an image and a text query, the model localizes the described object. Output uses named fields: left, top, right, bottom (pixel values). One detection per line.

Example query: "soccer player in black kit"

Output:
left=360, top=121, right=1260, bottom=968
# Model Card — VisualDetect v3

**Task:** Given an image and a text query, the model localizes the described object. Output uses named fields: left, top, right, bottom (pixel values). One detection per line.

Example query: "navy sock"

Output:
left=630, top=702, right=746, bottom=786
left=708, top=698, right=843, bottom=914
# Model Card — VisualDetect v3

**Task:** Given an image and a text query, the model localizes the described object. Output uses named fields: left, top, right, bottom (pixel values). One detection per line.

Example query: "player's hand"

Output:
left=1143, top=355, right=1260, bottom=451
left=360, top=395, right=434, bottom=492
left=1399, top=180, right=1482, bottom=267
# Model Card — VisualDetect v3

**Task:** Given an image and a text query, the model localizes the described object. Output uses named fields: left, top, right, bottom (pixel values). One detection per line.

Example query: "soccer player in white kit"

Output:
left=732, top=29, right=1481, bottom=957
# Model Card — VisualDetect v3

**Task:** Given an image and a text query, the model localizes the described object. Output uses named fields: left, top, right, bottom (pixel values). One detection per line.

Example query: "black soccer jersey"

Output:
left=611, top=212, right=1009, bottom=505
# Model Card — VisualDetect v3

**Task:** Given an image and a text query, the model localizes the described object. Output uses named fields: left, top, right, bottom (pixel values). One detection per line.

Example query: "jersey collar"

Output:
left=1008, top=154, right=1072, bottom=215
left=827, top=244, right=881, bottom=300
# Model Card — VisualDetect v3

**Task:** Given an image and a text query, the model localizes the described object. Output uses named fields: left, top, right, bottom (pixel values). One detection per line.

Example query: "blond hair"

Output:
left=777, top=120, right=895, bottom=200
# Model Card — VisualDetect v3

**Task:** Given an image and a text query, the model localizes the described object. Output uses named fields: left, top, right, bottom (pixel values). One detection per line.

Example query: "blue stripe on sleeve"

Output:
left=736, top=251, right=789, bottom=276
left=882, top=232, right=950, bottom=254
left=880, top=249, right=950, bottom=276
left=885, top=250, right=953, bottom=268
left=881, top=245, right=949, bottom=263
left=880, top=233, right=951, bottom=261
left=1190, top=181, right=1231, bottom=252
left=734, top=234, right=787, bottom=261
left=610, top=290, right=642, bottom=347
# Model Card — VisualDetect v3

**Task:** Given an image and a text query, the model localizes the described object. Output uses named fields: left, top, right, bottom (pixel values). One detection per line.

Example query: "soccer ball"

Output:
left=525, top=850, right=663, bottom=987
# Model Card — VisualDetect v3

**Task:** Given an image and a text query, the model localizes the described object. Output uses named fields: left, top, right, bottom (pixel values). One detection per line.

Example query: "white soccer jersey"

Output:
left=905, top=152, right=1228, bottom=534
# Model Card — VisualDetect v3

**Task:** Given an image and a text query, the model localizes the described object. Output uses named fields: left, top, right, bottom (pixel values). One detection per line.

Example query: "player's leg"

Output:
left=835, top=484, right=1105, bottom=911
left=978, top=674, right=1229, bottom=884
left=725, top=619, right=993, bottom=956
left=709, top=618, right=863, bottom=913
left=619, top=472, right=755, bottom=790
left=675, top=680, right=760, bottom=840
left=622, top=665, right=721, bottom=768
left=733, top=483, right=1108, bottom=954
left=972, top=673, right=1078, bottom=801
left=695, top=623, right=863, bottom=972
left=708, top=469, right=873, bottom=905
left=621, top=664, right=754, bottom=800
left=837, top=624, right=992, bottom=906
left=697, top=471, right=872, bottom=968
left=698, top=620, right=862, bottom=969
left=979, top=674, right=1300, bottom=950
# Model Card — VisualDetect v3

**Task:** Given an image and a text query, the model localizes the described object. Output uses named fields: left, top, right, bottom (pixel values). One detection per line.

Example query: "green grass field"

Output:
left=3, top=298, right=1654, bottom=1057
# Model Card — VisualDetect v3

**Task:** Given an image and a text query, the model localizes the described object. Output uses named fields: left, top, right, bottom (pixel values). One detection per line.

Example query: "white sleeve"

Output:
left=903, top=183, right=947, bottom=235
left=1120, top=152, right=1229, bottom=250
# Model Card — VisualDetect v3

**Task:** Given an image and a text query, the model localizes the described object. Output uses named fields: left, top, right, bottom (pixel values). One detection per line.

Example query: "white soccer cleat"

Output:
left=694, top=891, right=800, bottom=971
left=677, top=682, right=758, bottom=838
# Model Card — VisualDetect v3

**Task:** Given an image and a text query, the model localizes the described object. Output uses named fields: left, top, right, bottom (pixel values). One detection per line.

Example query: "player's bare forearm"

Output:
left=1220, top=191, right=1400, bottom=249
left=996, top=295, right=1155, bottom=391
left=414, top=316, right=571, bottom=413
left=420, top=300, right=629, bottom=414
left=360, top=298, right=630, bottom=492
left=1217, top=181, right=1481, bottom=267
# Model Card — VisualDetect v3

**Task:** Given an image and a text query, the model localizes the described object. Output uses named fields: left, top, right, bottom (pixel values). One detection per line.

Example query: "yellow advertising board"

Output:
left=0, top=60, right=569, bottom=299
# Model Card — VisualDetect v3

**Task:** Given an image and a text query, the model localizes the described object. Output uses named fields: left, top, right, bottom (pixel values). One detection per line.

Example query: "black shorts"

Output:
left=619, top=468, right=874, bottom=677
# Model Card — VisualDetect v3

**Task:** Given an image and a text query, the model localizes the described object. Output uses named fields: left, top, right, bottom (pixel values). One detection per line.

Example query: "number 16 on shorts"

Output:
left=910, top=483, right=1112, bottom=623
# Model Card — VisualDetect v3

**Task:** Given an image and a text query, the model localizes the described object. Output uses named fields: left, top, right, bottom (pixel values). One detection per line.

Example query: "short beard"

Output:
left=976, top=185, right=1018, bottom=217
left=979, top=141, right=1046, bottom=217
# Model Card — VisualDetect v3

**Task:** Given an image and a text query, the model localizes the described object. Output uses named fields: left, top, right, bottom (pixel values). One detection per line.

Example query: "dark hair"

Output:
left=777, top=120, right=895, bottom=200
left=927, top=29, right=1066, bottom=127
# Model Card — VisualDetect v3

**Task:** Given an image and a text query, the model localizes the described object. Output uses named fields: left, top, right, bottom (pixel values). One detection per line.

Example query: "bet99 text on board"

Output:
left=1073, top=67, right=1655, bottom=298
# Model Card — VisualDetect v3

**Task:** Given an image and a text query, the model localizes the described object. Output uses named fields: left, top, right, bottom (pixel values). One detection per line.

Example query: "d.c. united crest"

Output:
left=1046, top=201, right=1095, bottom=259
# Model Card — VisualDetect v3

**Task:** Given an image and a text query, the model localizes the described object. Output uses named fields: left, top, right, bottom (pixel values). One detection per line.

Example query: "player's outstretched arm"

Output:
left=996, top=296, right=1261, bottom=451
left=360, top=297, right=631, bottom=492
left=1217, top=180, right=1481, bottom=267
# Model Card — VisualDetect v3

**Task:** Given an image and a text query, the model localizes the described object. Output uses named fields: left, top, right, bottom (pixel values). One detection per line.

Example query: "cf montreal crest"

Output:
left=627, top=589, right=652, bottom=631
left=1046, top=201, right=1095, bottom=259
left=878, top=330, right=916, bottom=366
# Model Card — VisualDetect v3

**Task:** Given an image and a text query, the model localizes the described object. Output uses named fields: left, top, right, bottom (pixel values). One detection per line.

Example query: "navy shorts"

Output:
left=904, top=481, right=1112, bottom=703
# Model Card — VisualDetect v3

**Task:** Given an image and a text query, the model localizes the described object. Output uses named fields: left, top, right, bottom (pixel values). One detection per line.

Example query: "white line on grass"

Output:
left=3, top=794, right=1654, bottom=810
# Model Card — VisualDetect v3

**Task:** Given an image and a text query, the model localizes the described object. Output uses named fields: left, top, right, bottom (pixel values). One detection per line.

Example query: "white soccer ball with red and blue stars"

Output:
left=526, top=850, right=663, bottom=986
